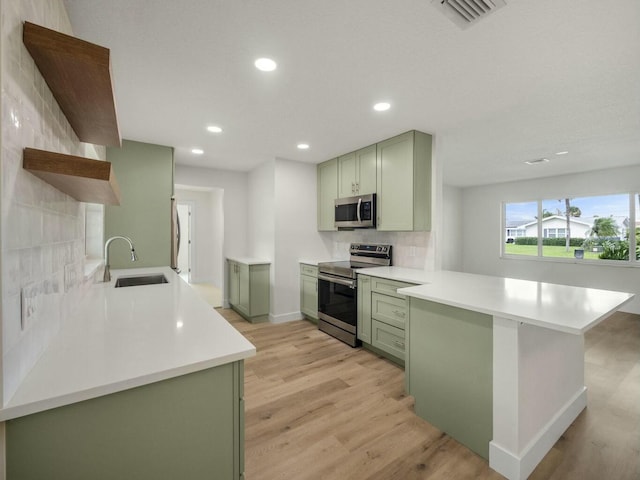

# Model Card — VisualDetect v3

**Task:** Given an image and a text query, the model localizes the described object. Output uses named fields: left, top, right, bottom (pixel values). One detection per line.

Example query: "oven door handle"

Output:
left=318, top=273, right=357, bottom=289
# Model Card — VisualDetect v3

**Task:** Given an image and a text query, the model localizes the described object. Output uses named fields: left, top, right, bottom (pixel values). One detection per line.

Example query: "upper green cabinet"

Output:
left=317, top=158, right=338, bottom=231
left=316, top=130, right=432, bottom=232
left=376, top=131, right=432, bottom=231
left=337, top=144, right=376, bottom=198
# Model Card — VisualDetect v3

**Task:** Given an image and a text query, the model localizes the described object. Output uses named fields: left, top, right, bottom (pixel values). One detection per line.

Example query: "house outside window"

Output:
left=503, top=193, right=638, bottom=263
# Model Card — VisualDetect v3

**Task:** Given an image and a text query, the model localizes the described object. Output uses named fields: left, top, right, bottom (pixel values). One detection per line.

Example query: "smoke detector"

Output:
left=433, top=0, right=507, bottom=29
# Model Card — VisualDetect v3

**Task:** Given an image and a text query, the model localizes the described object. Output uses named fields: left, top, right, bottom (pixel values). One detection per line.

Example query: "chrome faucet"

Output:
left=103, top=236, right=138, bottom=282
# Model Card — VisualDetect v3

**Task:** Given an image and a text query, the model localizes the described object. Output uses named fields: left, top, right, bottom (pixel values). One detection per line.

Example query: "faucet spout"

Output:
left=103, top=236, right=137, bottom=282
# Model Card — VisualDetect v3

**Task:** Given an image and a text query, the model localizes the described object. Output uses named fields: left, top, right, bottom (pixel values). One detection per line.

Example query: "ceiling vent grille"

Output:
left=433, top=0, right=507, bottom=29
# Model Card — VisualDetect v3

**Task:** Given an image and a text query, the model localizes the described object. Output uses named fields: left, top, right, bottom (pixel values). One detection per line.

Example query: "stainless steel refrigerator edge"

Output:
left=170, top=197, right=181, bottom=272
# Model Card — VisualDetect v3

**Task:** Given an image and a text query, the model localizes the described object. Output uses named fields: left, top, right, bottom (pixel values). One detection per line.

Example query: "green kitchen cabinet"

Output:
left=407, top=298, right=493, bottom=460
left=357, top=275, right=372, bottom=343
left=105, top=140, right=174, bottom=268
left=337, top=144, right=377, bottom=198
left=300, top=263, right=318, bottom=321
left=228, top=259, right=270, bottom=323
left=7, top=362, right=246, bottom=480
left=358, top=275, right=415, bottom=362
left=317, top=158, right=338, bottom=231
left=376, top=130, right=432, bottom=231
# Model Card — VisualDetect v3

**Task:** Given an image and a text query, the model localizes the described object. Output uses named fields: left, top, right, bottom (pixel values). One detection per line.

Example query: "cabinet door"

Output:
left=371, top=292, right=407, bottom=330
left=237, top=263, right=250, bottom=316
left=357, top=275, right=372, bottom=343
left=376, top=131, right=415, bottom=231
left=317, top=159, right=338, bottom=231
left=300, top=275, right=318, bottom=319
left=228, top=261, right=239, bottom=306
left=355, top=144, right=376, bottom=195
left=372, top=319, right=405, bottom=360
left=337, top=152, right=357, bottom=198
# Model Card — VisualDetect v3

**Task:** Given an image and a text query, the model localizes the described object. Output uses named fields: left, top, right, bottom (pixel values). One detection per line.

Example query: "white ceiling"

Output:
left=63, top=0, right=640, bottom=187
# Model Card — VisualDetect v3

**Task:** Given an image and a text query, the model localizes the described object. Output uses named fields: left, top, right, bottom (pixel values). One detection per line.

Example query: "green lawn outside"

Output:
left=504, top=244, right=602, bottom=260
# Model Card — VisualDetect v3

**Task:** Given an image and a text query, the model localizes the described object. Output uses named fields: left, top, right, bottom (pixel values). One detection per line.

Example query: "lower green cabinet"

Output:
left=358, top=275, right=415, bottom=363
left=300, top=263, right=318, bottom=321
left=228, top=259, right=270, bottom=323
left=6, top=362, right=246, bottom=480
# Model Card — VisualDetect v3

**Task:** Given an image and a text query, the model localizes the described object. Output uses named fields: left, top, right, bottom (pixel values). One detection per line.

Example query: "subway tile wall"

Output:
left=325, top=231, right=434, bottom=269
left=1, top=0, right=105, bottom=403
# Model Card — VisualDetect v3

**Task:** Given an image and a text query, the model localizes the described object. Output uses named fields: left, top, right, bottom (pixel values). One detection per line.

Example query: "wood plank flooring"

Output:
left=219, top=309, right=640, bottom=480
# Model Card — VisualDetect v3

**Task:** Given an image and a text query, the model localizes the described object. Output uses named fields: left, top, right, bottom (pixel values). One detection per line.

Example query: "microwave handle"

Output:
left=357, top=198, right=362, bottom=223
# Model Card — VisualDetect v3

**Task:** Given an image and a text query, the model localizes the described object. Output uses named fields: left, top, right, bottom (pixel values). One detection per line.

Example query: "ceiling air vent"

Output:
left=433, top=0, right=507, bottom=29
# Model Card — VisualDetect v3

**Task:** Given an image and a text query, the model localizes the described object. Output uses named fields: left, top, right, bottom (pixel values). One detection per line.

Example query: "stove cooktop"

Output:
left=318, top=243, right=392, bottom=279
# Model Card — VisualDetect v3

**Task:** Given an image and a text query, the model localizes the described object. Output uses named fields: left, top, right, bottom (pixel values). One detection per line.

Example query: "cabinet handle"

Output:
left=393, top=340, right=405, bottom=349
left=352, top=182, right=355, bottom=194
left=356, top=181, right=359, bottom=193
left=393, top=310, right=406, bottom=318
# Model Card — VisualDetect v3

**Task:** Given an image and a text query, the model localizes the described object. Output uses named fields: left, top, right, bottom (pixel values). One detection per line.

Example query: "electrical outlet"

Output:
left=409, top=246, right=417, bottom=257
left=21, top=282, right=39, bottom=330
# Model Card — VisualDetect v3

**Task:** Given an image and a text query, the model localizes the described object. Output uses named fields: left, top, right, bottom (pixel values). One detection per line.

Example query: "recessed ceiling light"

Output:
left=555, top=151, right=569, bottom=155
left=255, top=58, right=277, bottom=72
left=207, top=125, right=222, bottom=133
left=297, top=143, right=310, bottom=150
left=373, top=102, right=391, bottom=112
left=524, top=158, right=549, bottom=165
left=191, top=148, right=204, bottom=155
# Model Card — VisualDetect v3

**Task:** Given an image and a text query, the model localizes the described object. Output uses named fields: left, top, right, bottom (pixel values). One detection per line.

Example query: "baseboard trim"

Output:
left=489, top=386, right=587, bottom=480
left=269, top=311, right=303, bottom=324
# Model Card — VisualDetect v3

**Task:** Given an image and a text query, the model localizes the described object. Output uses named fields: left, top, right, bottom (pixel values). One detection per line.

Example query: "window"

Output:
left=504, top=201, right=537, bottom=255
left=503, top=193, right=638, bottom=264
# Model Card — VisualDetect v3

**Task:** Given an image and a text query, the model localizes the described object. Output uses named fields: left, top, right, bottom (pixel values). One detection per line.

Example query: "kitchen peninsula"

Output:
left=377, top=270, right=633, bottom=480
left=1, top=267, right=255, bottom=480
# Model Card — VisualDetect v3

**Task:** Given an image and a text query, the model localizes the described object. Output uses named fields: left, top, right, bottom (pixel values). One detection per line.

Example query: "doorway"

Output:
left=174, top=185, right=225, bottom=308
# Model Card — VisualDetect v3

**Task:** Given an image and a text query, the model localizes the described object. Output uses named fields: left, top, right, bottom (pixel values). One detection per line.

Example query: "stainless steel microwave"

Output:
left=334, top=193, right=376, bottom=228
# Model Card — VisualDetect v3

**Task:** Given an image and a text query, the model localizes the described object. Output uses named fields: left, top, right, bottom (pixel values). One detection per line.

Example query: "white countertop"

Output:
left=1, top=267, right=256, bottom=421
left=227, top=257, right=271, bottom=265
left=299, top=259, right=340, bottom=266
left=397, top=270, right=634, bottom=335
left=357, top=266, right=434, bottom=284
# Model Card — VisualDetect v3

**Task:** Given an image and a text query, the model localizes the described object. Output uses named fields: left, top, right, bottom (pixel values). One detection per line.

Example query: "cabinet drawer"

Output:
left=370, top=277, right=414, bottom=298
left=372, top=320, right=405, bottom=360
left=371, top=292, right=406, bottom=329
left=300, top=264, right=318, bottom=277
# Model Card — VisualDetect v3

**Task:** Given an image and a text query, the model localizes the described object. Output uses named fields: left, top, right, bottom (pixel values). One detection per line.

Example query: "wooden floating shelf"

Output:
left=23, top=148, right=121, bottom=205
left=23, top=21, right=121, bottom=147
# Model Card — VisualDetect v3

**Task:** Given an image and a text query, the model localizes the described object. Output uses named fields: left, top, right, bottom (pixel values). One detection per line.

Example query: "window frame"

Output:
left=501, top=193, right=639, bottom=267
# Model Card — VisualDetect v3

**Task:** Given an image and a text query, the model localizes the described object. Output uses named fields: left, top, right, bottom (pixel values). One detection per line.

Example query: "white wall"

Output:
left=460, top=165, right=640, bottom=314
left=442, top=184, right=463, bottom=272
left=248, top=160, right=275, bottom=262
left=174, top=165, right=248, bottom=261
left=273, top=159, right=333, bottom=322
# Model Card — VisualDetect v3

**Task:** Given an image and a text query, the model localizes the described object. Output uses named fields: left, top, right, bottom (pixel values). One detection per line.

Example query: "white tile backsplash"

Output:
left=323, top=230, right=433, bottom=270
left=1, top=0, right=106, bottom=404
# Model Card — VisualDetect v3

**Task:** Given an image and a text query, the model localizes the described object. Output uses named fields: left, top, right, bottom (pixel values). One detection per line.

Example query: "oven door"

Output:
left=317, top=273, right=357, bottom=336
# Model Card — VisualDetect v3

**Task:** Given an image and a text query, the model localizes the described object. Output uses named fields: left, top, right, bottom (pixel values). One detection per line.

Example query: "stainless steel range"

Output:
left=317, top=243, right=392, bottom=347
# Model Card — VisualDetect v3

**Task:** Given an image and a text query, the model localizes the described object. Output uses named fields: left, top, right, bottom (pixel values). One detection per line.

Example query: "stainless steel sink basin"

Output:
left=114, top=274, right=169, bottom=288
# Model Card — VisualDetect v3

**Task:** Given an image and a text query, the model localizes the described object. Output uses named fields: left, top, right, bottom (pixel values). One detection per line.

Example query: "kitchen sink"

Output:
left=114, top=274, right=169, bottom=288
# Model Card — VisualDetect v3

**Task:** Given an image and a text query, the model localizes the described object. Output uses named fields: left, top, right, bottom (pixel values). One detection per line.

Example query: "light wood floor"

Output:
left=219, top=309, right=640, bottom=480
